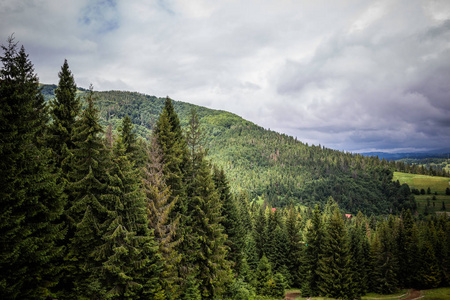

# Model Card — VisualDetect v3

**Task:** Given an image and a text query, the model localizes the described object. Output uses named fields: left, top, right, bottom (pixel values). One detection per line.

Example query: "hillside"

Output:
left=43, top=87, right=414, bottom=215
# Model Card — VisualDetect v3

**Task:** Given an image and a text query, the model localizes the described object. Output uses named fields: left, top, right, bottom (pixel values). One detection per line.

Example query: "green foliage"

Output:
left=213, top=166, right=245, bottom=273
left=317, top=202, right=354, bottom=299
left=225, top=278, right=256, bottom=300
left=0, top=36, right=65, bottom=299
left=48, top=59, right=81, bottom=166
left=42, top=87, right=417, bottom=216
left=143, top=134, right=181, bottom=299
left=255, top=255, right=273, bottom=296
left=182, top=109, right=233, bottom=299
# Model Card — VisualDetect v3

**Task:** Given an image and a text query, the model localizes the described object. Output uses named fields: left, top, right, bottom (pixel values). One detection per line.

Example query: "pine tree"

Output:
left=0, top=36, right=65, bottom=299
left=154, top=97, right=188, bottom=210
left=64, top=86, right=111, bottom=298
left=317, top=204, right=354, bottom=299
left=93, top=136, right=163, bottom=299
left=301, top=205, right=325, bottom=297
left=118, top=115, right=137, bottom=158
left=285, top=204, right=303, bottom=288
left=348, top=213, right=370, bottom=297
left=417, top=227, right=441, bottom=289
left=244, top=233, right=259, bottom=277
left=47, top=59, right=82, bottom=297
left=369, top=220, right=398, bottom=294
left=266, top=209, right=289, bottom=277
left=213, top=166, right=245, bottom=273
left=398, top=209, right=420, bottom=287
left=255, top=255, right=273, bottom=296
left=182, top=109, right=232, bottom=299
left=143, top=133, right=181, bottom=299
left=253, top=205, right=268, bottom=259
left=235, top=191, right=253, bottom=239
left=48, top=59, right=81, bottom=167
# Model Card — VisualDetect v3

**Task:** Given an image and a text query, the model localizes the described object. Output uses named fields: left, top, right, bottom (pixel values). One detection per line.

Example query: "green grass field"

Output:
left=393, top=172, right=450, bottom=193
left=393, top=172, right=450, bottom=215
left=282, top=288, right=450, bottom=300
left=422, top=287, right=450, bottom=299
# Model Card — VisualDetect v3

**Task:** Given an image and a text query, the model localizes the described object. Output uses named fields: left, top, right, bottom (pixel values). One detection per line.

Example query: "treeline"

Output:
left=240, top=201, right=450, bottom=298
left=396, top=158, right=450, bottom=178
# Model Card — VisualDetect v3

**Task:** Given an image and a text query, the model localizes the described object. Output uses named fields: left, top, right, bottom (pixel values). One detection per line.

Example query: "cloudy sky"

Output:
left=1, top=0, right=450, bottom=153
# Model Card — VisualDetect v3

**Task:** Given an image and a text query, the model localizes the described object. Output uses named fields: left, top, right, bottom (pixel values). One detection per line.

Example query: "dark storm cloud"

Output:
left=1, top=0, right=449, bottom=152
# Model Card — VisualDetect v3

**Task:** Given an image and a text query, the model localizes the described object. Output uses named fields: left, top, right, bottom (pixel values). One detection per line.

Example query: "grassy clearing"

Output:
left=393, top=172, right=450, bottom=193
left=393, top=172, right=450, bottom=214
left=362, top=290, right=407, bottom=300
left=279, top=288, right=450, bottom=300
left=421, top=287, right=450, bottom=299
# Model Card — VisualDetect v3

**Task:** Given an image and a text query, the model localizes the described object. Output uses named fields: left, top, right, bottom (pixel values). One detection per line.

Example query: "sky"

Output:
left=1, top=0, right=450, bottom=153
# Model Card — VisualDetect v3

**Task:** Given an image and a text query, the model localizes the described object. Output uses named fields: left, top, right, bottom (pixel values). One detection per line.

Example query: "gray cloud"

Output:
left=1, top=0, right=449, bottom=152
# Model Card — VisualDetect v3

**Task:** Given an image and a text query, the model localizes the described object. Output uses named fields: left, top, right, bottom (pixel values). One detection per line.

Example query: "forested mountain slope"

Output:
left=43, top=87, right=414, bottom=215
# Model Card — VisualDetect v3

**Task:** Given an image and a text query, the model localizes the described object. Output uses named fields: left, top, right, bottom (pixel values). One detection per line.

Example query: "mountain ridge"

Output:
left=41, top=85, right=417, bottom=215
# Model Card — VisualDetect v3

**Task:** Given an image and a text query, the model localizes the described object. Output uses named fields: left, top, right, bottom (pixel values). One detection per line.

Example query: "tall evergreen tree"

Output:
left=47, top=59, right=82, bottom=297
left=213, top=166, right=245, bottom=273
left=397, top=209, right=420, bottom=288
left=64, top=86, right=111, bottom=298
left=255, top=255, right=273, bottom=296
left=93, top=135, right=163, bottom=299
left=154, top=97, right=188, bottom=209
left=182, top=109, right=232, bottom=299
left=348, top=212, right=370, bottom=297
left=143, top=133, right=181, bottom=299
left=253, top=205, right=268, bottom=259
left=317, top=204, right=354, bottom=299
left=369, top=218, right=398, bottom=294
left=0, top=36, right=64, bottom=299
left=285, top=204, right=303, bottom=288
left=118, top=115, right=137, bottom=158
left=48, top=59, right=81, bottom=167
left=301, top=205, right=325, bottom=297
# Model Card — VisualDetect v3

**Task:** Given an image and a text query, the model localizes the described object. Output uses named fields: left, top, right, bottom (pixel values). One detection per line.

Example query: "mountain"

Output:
left=42, top=86, right=415, bottom=215
left=360, top=151, right=450, bottom=160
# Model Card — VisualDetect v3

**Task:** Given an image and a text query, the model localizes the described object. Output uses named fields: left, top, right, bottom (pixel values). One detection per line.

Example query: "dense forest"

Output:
left=1, top=37, right=449, bottom=299
left=42, top=90, right=432, bottom=216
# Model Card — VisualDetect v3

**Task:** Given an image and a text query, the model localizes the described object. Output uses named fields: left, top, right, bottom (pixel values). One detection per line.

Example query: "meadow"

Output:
left=393, top=172, right=450, bottom=215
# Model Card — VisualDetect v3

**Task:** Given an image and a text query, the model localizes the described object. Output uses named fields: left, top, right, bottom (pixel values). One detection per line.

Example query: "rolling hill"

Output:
left=43, top=86, right=416, bottom=215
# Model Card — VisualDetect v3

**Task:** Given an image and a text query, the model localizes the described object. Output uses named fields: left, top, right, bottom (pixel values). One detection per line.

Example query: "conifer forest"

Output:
left=1, top=37, right=449, bottom=300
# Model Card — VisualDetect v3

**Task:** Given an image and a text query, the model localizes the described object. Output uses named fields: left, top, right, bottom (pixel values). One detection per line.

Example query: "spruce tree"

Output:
left=348, top=213, right=370, bottom=297
left=64, top=86, right=110, bottom=298
left=253, top=205, right=268, bottom=259
left=398, top=209, right=420, bottom=288
left=317, top=204, right=353, bottom=299
left=266, top=210, right=289, bottom=277
left=118, top=115, right=137, bottom=158
left=143, top=133, right=181, bottom=299
left=182, top=109, right=232, bottom=299
left=47, top=59, right=82, bottom=297
left=369, top=220, right=398, bottom=294
left=0, top=36, right=65, bottom=299
left=48, top=59, right=81, bottom=167
left=213, top=166, right=245, bottom=273
left=255, top=255, right=273, bottom=296
left=154, top=97, right=188, bottom=209
left=285, top=204, right=303, bottom=288
left=93, top=135, right=163, bottom=299
left=301, top=205, right=325, bottom=297
left=244, top=233, right=259, bottom=277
